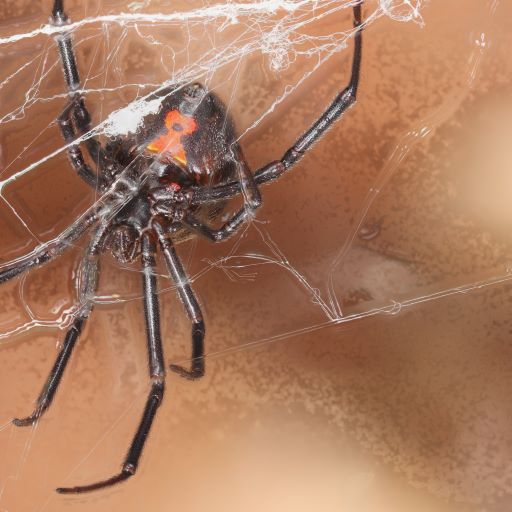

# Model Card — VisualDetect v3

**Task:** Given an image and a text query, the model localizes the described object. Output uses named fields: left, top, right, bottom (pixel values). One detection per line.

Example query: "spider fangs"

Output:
left=0, top=0, right=364, bottom=494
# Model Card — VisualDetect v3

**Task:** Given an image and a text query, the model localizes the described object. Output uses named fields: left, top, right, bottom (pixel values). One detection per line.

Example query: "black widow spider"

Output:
left=1, top=0, right=363, bottom=494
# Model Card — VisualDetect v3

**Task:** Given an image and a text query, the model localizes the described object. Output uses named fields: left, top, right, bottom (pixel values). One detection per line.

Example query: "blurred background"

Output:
left=1, top=0, right=512, bottom=510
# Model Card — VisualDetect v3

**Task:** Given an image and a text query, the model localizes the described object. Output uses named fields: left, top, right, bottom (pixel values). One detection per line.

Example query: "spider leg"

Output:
left=51, top=0, right=80, bottom=92
left=12, top=317, right=85, bottom=426
left=12, top=231, right=102, bottom=426
left=62, top=96, right=120, bottom=186
left=180, top=152, right=262, bottom=241
left=233, top=148, right=261, bottom=210
left=52, top=0, right=118, bottom=186
left=189, top=2, right=363, bottom=207
left=0, top=164, right=141, bottom=285
left=154, top=220, right=205, bottom=380
left=12, top=315, right=87, bottom=427
left=0, top=208, right=98, bottom=285
left=56, top=233, right=165, bottom=494
left=58, top=101, right=105, bottom=189
left=182, top=209, right=250, bottom=243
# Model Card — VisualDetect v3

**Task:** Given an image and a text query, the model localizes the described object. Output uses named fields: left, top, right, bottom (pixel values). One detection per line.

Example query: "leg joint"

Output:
left=150, top=380, right=165, bottom=403
left=282, top=148, right=302, bottom=169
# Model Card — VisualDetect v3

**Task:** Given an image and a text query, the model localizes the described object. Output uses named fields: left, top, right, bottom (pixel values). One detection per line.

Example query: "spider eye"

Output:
left=172, top=123, right=183, bottom=132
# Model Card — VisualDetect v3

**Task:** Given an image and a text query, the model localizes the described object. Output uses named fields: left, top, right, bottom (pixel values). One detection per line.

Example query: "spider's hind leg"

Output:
left=51, top=0, right=80, bottom=92
left=154, top=220, right=205, bottom=380
left=58, top=101, right=105, bottom=189
left=52, top=0, right=118, bottom=186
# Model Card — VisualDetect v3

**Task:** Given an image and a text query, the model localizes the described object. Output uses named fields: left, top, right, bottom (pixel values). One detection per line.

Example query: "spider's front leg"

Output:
left=154, top=219, right=205, bottom=380
left=0, top=208, right=98, bottom=285
left=57, top=233, right=166, bottom=494
left=12, top=226, right=104, bottom=426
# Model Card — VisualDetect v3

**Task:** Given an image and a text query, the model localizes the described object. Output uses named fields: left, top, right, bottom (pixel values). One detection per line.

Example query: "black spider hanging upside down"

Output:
left=0, top=0, right=363, bottom=494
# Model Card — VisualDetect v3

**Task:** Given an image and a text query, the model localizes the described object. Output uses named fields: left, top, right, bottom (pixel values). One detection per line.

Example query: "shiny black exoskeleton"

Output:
left=0, top=0, right=363, bottom=494
left=96, top=81, right=256, bottom=263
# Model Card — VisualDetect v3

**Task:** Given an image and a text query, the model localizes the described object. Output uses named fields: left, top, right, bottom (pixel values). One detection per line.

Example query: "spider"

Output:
left=0, top=0, right=363, bottom=494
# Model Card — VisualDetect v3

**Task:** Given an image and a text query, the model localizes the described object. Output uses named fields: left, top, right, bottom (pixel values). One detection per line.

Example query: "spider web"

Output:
left=1, top=0, right=512, bottom=510
left=0, top=0, right=424, bottom=334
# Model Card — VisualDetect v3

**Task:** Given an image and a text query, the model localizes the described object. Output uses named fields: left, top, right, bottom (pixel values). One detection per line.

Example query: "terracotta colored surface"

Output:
left=1, top=1, right=512, bottom=511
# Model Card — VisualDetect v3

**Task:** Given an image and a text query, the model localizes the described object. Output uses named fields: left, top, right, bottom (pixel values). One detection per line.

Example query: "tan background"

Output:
left=1, top=0, right=512, bottom=511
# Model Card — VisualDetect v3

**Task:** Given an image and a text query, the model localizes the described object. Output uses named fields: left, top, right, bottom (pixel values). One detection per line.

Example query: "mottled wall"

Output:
left=1, top=1, right=512, bottom=511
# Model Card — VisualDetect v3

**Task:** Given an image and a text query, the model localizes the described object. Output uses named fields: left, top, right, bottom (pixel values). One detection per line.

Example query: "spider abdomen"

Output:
left=131, top=83, right=247, bottom=188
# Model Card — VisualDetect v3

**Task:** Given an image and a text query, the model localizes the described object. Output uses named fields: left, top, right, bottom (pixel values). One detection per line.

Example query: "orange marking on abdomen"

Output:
left=147, top=110, right=197, bottom=165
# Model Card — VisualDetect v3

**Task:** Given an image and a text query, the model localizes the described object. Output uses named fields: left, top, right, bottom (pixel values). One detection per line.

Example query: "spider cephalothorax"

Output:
left=0, top=0, right=363, bottom=494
